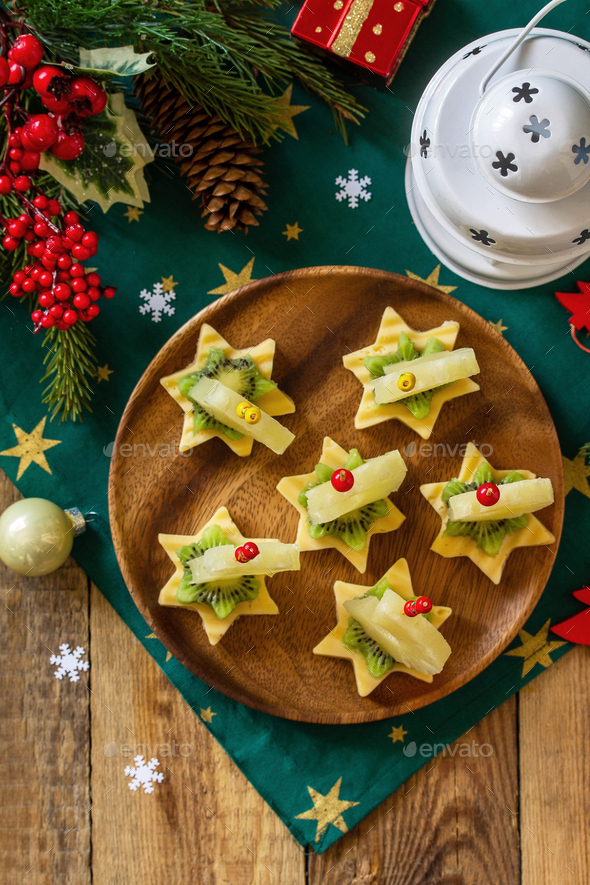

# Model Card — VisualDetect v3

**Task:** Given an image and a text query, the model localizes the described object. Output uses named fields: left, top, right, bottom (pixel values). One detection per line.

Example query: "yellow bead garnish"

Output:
left=236, top=401, right=251, bottom=419
left=398, top=372, right=416, bottom=392
left=244, top=406, right=262, bottom=425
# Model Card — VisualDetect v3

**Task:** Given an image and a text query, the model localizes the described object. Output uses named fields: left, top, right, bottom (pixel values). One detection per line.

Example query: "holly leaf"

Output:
left=39, top=93, right=153, bottom=212
left=555, top=281, right=590, bottom=331
left=78, top=45, right=156, bottom=77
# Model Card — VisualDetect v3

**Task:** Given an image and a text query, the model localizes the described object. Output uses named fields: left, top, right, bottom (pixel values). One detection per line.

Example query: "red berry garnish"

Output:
left=33, top=195, right=48, bottom=209
left=66, top=223, right=84, bottom=241
left=87, top=286, right=101, bottom=301
left=476, top=482, right=500, bottom=507
left=39, top=271, right=53, bottom=288
left=72, top=244, right=90, bottom=261
left=71, top=277, right=87, bottom=292
left=63, top=308, right=78, bottom=325
left=103, top=286, right=117, bottom=299
left=40, top=314, right=56, bottom=329
left=9, top=283, right=21, bottom=296
left=13, top=175, right=31, bottom=193
left=70, top=263, right=85, bottom=277
left=0, top=56, right=9, bottom=88
left=20, top=151, right=40, bottom=171
left=51, top=130, right=84, bottom=161
left=86, top=271, right=100, bottom=286
left=331, top=468, right=355, bottom=492
left=13, top=270, right=25, bottom=285
left=49, top=304, right=64, bottom=318
left=73, top=292, right=90, bottom=309
left=24, top=114, right=59, bottom=151
left=0, top=176, right=11, bottom=195
left=29, top=241, right=45, bottom=258
left=9, top=35, right=43, bottom=69
left=33, top=65, right=69, bottom=98
left=31, top=309, right=43, bottom=322
left=9, top=162, right=21, bottom=175
left=45, top=235, right=64, bottom=254
left=86, top=304, right=100, bottom=318
left=234, top=546, right=249, bottom=563
left=82, top=231, right=98, bottom=249
left=7, top=62, right=25, bottom=86
left=3, top=235, right=19, bottom=251
left=48, top=200, right=62, bottom=217
left=241, top=541, right=260, bottom=560
left=39, top=292, right=55, bottom=308
left=54, top=283, right=71, bottom=301
left=64, top=210, right=79, bottom=225
left=21, top=278, right=36, bottom=293
left=68, top=77, right=107, bottom=116
left=9, top=148, right=23, bottom=161
left=57, top=254, right=72, bottom=270
left=8, top=220, right=26, bottom=238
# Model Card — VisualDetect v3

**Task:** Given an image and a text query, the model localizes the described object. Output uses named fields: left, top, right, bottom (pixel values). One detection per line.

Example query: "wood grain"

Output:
left=89, top=583, right=304, bottom=885
left=520, top=646, right=590, bottom=885
left=109, top=266, right=564, bottom=723
left=0, top=472, right=90, bottom=885
left=307, top=698, right=519, bottom=885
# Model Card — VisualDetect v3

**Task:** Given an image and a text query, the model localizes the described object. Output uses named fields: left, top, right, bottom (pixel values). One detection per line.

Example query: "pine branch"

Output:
left=17, top=0, right=366, bottom=143
left=41, top=322, right=97, bottom=422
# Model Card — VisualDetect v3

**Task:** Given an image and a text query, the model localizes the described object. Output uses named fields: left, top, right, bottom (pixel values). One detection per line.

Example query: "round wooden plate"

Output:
left=109, top=267, right=564, bottom=724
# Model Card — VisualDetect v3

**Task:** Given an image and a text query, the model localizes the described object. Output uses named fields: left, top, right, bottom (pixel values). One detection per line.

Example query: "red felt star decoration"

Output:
left=551, top=586, right=590, bottom=645
left=555, top=282, right=590, bottom=352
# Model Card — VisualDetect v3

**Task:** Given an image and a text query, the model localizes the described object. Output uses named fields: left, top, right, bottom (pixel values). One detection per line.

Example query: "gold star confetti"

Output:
left=158, top=507, right=279, bottom=645
left=295, top=777, right=359, bottom=842
left=96, top=363, right=113, bottom=383
left=0, top=417, right=61, bottom=480
left=405, top=264, right=457, bottom=294
left=124, top=205, right=143, bottom=223
left=420, top=442, right=556, bottom=584
left=161, top=275, right=177, bottom=293
left=490, top=319, right=508, bottom=335
left=313, top=558, right=451, bottom=694
left=200, top=707, right=216, bottom=723
left=272, top=84, right=309, bottom=140
left=343, top=306, right=479, bottom=439
left=563, top=445, right=590, bottom=499
left=277, top=437, right=405, bottom=574
left=207, top=257, right=257, bottom=296
left=505, top=619, right=566, bottom=677
left=144, top=633, right=173, bottom=661
left=283, top=222, right=303, bottom=241
left=389, top=724, right=408, bottom=744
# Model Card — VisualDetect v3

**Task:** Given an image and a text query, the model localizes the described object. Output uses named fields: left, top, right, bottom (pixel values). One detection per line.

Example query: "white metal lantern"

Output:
left=406, top=0, right=590, bottom=289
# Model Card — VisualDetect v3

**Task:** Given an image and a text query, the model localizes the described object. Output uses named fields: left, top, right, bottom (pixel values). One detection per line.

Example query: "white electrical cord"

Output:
left=479, top=0, right=570, bottom=95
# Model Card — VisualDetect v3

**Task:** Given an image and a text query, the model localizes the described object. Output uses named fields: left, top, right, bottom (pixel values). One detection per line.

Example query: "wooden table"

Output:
left=1, top=468, right=588, bottom=885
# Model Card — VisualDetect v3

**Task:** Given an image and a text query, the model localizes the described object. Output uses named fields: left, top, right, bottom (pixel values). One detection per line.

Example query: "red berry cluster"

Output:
left=6, top=199, right=116, bottom=330
left=234, top=542, right=260, bottom=563
left=0, top=34, right=107, bottom=170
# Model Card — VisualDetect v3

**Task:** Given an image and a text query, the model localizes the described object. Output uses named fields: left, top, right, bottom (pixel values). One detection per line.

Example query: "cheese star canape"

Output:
left=420, top=443, right=556, bottom=584
left=276, top=437, right=406, bottom=574
left=343, top=307, right=480, bottom=439
left=160, top=323, right=295, bottom=455
left=313, top=558, right=452, bottom=697
left=158, top=506, right=301, bottom=645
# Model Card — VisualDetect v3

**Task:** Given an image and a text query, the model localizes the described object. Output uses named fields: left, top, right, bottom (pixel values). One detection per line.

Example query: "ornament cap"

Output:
left=64, top=506, right=87, bottom=537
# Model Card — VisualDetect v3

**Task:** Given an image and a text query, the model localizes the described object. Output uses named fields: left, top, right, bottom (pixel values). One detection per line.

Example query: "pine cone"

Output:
left=135, top=73, right=268, bottom=232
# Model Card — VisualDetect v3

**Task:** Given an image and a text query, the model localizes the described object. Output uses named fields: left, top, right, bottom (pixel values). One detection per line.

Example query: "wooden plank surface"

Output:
left=1, top=468, right=588, bottom=884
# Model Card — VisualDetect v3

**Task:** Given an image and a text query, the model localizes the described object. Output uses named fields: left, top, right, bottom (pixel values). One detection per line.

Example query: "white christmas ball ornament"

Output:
left=0, top=498, right=86, bottom=577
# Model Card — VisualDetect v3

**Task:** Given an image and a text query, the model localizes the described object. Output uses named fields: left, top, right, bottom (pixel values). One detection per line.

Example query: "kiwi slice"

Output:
left=178, top=346, right=277, bottom=440
left=363, top=332, right=449, bottom=420
left=342, top=617, right=395, bottom=678
left=442, top=468, right=528, bottom=556
left=298, top=448, right=384, bottom=549
left=307, top=499, right=389, bottom=551
left=175, top=525, right=260, bottom=619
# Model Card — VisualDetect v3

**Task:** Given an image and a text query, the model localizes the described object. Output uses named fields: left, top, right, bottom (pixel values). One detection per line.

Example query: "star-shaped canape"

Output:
left=160, top=323, right=295, bottom=455
left=342, top=307, right=480, bottom=439
left=158, top=506, right=279, bottom=645
left=420, top=443, right=556, bottom=585
left=313, top=558, right=452, bottom=697
left=276, top=437, right=405, bottom=574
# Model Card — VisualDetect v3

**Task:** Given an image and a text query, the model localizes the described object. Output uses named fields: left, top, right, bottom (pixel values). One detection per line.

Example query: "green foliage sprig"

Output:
left=15, top=0, right=366, bottom=142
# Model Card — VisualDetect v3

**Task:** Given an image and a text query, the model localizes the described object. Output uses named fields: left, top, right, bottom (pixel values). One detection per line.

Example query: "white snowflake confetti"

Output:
left=335, top=168, right=372, bottom=208
left=139, top=281, right=176, bottom=322
left=49, top=644, right=89, bottom=683
left=124, top=755, right=164, bottom=794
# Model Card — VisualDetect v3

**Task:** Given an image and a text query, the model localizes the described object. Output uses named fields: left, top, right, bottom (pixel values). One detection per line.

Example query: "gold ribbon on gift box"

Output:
left=331, top=0, right=374, bottom=57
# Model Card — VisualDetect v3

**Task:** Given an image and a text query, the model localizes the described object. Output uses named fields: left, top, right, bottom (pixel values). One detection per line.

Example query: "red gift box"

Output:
left=292, top=0, right=434, bottom=83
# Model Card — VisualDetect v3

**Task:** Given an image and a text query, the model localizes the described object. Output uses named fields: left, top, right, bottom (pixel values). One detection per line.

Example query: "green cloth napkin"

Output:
left=2, top=0, right=590, bottom=852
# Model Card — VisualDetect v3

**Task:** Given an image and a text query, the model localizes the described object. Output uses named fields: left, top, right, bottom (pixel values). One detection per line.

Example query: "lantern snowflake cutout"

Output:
left=124, top=755, right=164, bottom=794
left=335, top=169, right=372, bottom=208
left=49, top=644, right=89, bottom=682
left=139, top=281, right=176, bottom=322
